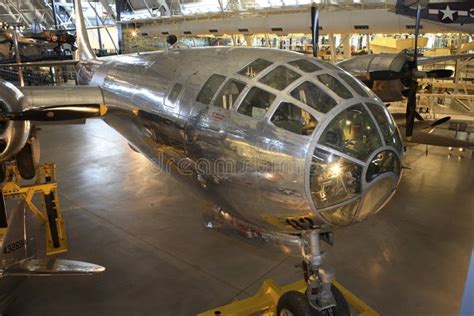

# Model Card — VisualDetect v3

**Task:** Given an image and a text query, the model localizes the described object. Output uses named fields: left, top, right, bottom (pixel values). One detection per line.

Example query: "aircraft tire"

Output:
left=277, top=291, right=314, bottom=316
left=277, top=285, right=351, bottom=316
left=16, top=143, right=36, bottom=180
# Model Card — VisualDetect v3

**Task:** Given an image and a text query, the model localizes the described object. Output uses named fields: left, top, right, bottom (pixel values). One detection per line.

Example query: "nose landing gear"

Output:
left=276, top=230, right=350, bottom=316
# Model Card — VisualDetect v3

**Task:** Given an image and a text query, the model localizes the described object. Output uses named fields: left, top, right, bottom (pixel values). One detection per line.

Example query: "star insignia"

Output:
left=439, top=5, right=458, bottom=23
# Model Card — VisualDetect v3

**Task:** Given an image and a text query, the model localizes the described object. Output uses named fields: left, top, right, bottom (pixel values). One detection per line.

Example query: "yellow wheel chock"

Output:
left=198, top=278, right=379, bottom=316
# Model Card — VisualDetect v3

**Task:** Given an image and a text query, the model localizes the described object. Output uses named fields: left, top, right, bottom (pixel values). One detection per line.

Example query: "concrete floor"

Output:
left=6, top=120, right=474, bottom=316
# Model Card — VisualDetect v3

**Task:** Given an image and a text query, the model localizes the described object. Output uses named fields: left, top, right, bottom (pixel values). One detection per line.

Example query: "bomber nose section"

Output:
left=309, top=101, right=402, bottom=227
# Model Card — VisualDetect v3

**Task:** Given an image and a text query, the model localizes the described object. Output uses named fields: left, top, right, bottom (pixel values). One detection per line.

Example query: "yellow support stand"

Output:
left=198, top=279, right=379, bottom=316
left=1, top=162, right=67, bottom=255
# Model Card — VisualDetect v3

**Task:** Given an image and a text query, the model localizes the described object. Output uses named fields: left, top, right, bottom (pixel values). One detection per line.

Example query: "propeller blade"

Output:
left=426, top=69, right=453, bottom=78
left=428, top=116, right=450, bottom=133
left=311, top=3, right=320, bottom=58
left=431, top=116, right=451, bottom=127
left=368, top=71, right=402, bottom=81
left=405, top=3, right=422, bottom=139
left=0, top=104, right=107, bottom=122
left=415, top=111, right=424, bottom=121
left=405, top=80, right=418, bottom=138
left=413, top=3, right=422, bottom=68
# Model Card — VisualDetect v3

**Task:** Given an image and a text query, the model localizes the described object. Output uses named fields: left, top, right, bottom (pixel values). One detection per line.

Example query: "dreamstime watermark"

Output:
left=145, top=150, right=305, bottom=178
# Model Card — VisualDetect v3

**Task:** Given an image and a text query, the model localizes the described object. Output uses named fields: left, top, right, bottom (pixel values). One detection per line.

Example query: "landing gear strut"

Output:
left=276, top=230, right=350, bottom=316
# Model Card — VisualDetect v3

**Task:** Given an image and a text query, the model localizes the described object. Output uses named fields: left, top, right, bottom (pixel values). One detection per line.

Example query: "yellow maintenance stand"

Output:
left=0, top=161, right=68, bottom=255
left=198, top=278, right=379, bottom=316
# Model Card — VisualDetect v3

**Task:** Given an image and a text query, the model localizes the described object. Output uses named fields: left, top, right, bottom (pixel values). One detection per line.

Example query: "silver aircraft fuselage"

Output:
left=77, top=47, right=403, bottom=234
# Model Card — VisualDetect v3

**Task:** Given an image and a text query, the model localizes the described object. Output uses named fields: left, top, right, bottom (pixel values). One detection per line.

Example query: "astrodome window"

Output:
left=290, top=81, right=337, bottom=114
left=319, top=104, right=382, bottom=161
left=366, top=103, right=402, bottom=152
left=317, top=74, right=353, bottom=99
left=214, top=79, right=246, bottom=110
left=288, top=59, right=322, bottom=73
left=237, top=87, right=275, bottom=119
left=338, top=73, right=370, bottom=97
left=238, top=59, right=273, bottom=78
left=366, top=150, right=400, bottom=182
left=310, top=148, right=362, bottom=209
left=259, top=66, right=301, bottom=90
left=196, top=74, right=226, bottom=105
left=270, top=102, right=318, bottom=136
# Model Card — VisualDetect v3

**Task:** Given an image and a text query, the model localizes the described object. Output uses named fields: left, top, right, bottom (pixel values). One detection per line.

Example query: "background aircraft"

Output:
left=0, top=29, right=74, bottom=63
left=395, top=0, right=474, bottom=33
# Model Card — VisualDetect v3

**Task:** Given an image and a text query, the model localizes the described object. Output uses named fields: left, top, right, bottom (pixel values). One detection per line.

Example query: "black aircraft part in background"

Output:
left=396, top=0, right=474, bottom=25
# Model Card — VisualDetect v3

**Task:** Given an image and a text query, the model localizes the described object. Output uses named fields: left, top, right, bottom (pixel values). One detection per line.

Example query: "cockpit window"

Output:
left=270, top=102, right=318, bottom=136
left=366, top=150, right=400, bottom=182
left=214, top=79, right=246, bottom=110
left=310, top=147, right=362, bottom=210
left=338, top=73, right=370, bottom=97
left=366, top=103, right=402, bottom=152
left=165, top=83, right=183, bottom=107
left=317, top=74, right=353, bottom=99
left=319, top=103, right=382, bottom=161
left=259, top=65, right=301, bottom=90
left=290, top=81, right=337, bottom=114
left=237, top=87, right=275, bottom=119
left=288, top=59, right=322, bottom=73
left=196, top=74, right=226, bottom=105
left=238, top=58, right=273, bottom=78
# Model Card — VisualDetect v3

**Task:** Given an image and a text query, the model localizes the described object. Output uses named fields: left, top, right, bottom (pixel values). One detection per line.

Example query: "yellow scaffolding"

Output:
left=1, top=162, right=67, bottom=255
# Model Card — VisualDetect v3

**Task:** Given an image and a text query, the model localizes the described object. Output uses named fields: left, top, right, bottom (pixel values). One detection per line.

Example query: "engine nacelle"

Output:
left=0, top=80, right=31, bottom=161
left=338, top=53, right=412, bottom=102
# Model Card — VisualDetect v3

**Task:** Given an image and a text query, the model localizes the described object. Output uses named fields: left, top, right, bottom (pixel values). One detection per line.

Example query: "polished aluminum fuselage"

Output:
left=79, top=47, right=398, bottom=234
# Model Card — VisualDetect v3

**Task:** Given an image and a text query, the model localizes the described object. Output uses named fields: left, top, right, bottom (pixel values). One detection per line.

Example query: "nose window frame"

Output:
left=213, top=78, right=247, bottom=110
left=270, top=101, right=318, bottom=136
left=237, top=86, right=276, bottom=120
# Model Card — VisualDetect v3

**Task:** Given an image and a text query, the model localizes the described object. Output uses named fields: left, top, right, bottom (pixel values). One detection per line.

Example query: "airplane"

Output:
left=395, top=0, right=474, bottom=33
left=25, top=30, right=76, bottom=49
left=0, top=29, right=74, bottom=64
left=0, top=0, right=408, bottom=314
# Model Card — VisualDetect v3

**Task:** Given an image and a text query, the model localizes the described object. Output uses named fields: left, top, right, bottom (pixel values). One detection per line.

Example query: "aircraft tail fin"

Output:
left=0, top=201, right=27, bottom=265
left=74, top=0, right=96, bottom=61
left=3, top=258, right=105, bottom=276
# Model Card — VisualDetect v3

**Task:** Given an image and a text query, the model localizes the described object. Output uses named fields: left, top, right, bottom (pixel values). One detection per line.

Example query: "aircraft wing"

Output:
left=392, top=112, right=473, bottom=148
left=395, top=0, right=474, bottom=25
left=5, top=85, right=108, bottom=122
left=399, top=127, right=474, bottom=148
left=418, top=53, right=474, bottom=65
left=3, top=259, right=105, bottom=276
